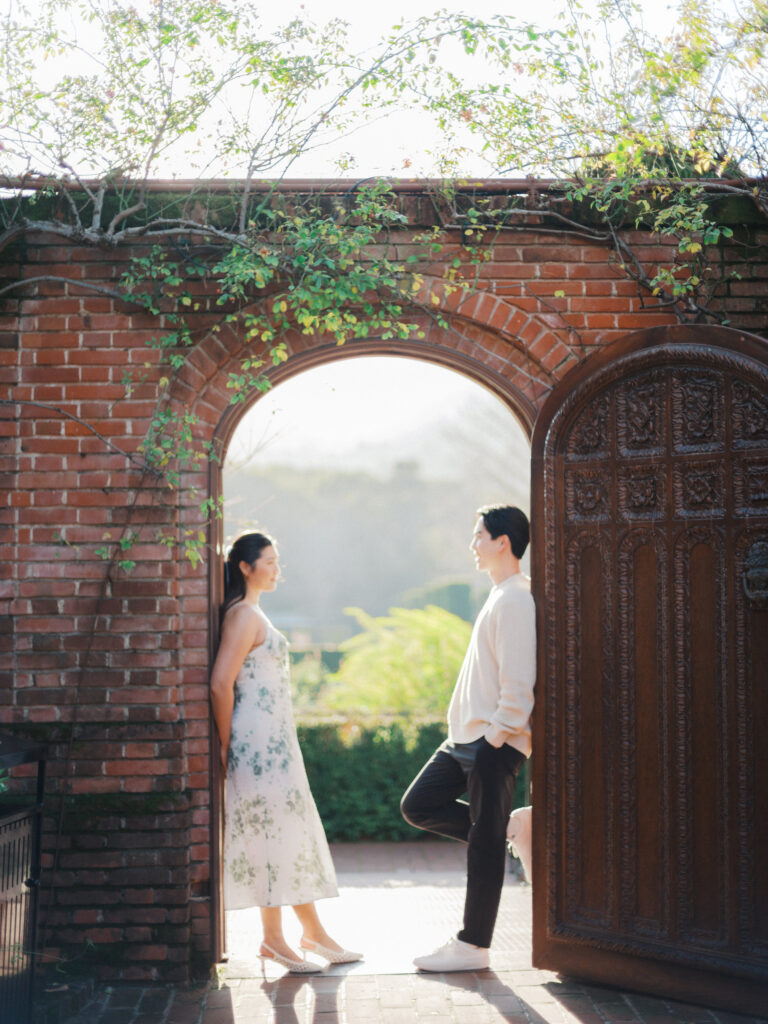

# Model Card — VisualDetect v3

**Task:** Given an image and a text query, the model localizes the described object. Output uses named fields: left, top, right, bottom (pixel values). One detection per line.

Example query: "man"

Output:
left=401, top=504, right=536, bottom=972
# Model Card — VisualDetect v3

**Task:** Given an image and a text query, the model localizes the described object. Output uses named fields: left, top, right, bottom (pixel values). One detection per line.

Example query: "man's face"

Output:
left=469, top=517, right=504, bottom=573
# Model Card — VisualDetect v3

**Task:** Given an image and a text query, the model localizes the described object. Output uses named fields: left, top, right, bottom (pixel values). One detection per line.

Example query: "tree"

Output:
left=324, top=605, right=473, bottom=717
left=0, top=0, right=520, bottom=565
left=423, top=0, right=768, bottom=321
left=1, top=0, right=766, bottom=569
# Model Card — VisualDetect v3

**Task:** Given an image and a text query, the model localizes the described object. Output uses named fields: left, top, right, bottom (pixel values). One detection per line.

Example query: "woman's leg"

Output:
left=293, top=902, right=346, bottom=953
left=260, top=906, right=300, bottom=960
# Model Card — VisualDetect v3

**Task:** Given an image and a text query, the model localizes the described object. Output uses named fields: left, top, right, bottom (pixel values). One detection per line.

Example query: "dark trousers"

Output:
left=400, top=739, right=524, bottom=948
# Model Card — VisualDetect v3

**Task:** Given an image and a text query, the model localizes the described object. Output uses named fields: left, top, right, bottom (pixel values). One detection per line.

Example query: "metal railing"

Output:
left=1, top=809, right=37, bottom=1024
left=0, top=736, right=45, bottom=1024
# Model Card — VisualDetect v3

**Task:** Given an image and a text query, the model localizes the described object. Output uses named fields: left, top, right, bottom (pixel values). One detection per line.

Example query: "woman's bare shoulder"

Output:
left=222, top=601, right=264, bottom=637
left=225, top=601, right=261, bottom=620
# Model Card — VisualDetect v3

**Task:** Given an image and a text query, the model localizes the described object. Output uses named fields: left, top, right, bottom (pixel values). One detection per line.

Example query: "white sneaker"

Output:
left=413, top=937, right=490, bottom=972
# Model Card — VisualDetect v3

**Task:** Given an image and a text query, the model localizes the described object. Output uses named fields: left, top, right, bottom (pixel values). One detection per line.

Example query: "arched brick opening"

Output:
left=192, top=313, right=550, bottom=961
left=171, top=285, right=577, bottom=439
left=194, top=313, right=557, bottom=616
left=4, top=198, right=765, bottom=983
left=115, top=285, right=578, bottom=968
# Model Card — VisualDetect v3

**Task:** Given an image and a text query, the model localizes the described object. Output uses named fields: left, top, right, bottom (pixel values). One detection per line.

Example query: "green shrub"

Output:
left=297, top=719, right=529, bottom=842
left=324, top=606, right=473, bottom=717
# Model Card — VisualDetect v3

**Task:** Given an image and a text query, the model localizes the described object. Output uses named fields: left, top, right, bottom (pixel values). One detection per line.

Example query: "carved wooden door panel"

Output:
left=530, top=326, right=768, bottom=1015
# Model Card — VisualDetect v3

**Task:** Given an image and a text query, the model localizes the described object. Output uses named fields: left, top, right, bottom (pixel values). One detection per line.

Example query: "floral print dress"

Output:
left=223, top=612, right=338, bottom=909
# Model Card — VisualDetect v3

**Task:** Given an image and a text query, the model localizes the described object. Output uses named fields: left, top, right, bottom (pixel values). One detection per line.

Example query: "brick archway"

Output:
left=169, top=283, right=581, bottom=453
left=162, top=293, right=572, bottom=587
left=195, top=312, right=553, bottom=962
left=6, top=188, right=765, bottom=984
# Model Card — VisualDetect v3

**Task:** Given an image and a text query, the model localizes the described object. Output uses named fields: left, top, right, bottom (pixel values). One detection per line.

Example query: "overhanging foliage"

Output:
left=1, top=0, right=766, bottom=568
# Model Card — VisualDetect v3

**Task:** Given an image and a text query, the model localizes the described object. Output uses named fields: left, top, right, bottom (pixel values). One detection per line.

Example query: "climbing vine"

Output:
left=107, top=180, right=476, bottom=567
left=1, top=0, right=766, bottom=568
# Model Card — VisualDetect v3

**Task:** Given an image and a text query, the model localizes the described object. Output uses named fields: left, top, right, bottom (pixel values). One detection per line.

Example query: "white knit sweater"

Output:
left=446, top=572, right=536, bottom=757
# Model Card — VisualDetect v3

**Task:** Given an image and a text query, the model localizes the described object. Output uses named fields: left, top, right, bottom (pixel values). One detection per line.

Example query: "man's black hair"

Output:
left=477, top=505, right=530, bottom=560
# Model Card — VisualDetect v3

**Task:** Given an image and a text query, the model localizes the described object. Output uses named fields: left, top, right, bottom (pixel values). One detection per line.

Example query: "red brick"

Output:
left=84, top=928, right=124, bottom=943
left=3, top=216, right=766, bottom=990
left=124, top=742, right=157, bottom=758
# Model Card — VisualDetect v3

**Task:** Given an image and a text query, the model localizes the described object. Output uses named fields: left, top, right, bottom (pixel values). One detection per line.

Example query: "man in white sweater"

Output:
left=401, top=504, right=536, bottom=972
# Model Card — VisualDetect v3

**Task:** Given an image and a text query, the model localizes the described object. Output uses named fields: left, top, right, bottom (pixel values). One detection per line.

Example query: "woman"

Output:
left=210, top=531, right=361, bottom=973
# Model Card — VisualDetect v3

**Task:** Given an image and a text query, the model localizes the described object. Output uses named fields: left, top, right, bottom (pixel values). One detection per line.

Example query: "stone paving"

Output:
left=58, top=842, right=768, bottom=1024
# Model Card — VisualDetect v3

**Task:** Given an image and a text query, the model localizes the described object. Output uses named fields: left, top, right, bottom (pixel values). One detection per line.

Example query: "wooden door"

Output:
left=530, top=325, right=768, bottom=1015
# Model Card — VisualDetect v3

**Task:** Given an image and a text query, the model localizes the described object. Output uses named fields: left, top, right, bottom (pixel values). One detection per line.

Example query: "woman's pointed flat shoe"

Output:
left=260, top=942, right=323, bottom=973
left=300, top=938, right=363, bottom=964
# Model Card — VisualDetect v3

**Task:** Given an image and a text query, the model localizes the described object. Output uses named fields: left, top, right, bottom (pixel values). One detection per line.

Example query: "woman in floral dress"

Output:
left=210, top=531, right=361, bottom=973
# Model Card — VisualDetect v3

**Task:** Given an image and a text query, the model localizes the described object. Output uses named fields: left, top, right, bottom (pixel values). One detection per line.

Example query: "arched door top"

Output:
left=214, top=338, right=538, bottom=460
left=533, top=324, right=768, bottom=460
left=530, top=323, right=768, bottom=1016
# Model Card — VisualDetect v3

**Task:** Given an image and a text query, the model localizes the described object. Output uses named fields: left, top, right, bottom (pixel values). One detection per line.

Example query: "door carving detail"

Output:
left=618, top=468, right=663, bottom=518
left=566, top=394, right=611, bottom=457
left=673, top=372, right=721, bottom=449
left=733, top=380, right=768, bottom=442
left=532, top=327, right=768, bottom=1014
left=619, top=379, right=663, bottom=452
left=674, top=462, right=725, bottom=516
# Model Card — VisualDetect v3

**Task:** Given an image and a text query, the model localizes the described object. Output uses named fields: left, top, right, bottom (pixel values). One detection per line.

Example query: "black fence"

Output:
left=0, top=735, right=45, bottom=1024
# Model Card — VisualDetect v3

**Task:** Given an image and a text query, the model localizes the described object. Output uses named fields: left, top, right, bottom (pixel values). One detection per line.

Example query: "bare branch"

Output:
left=607, top=222, right=724, bottom=326
left=0, top=398, right=154, bottom=469
left=0, top=276, right=140, bottom=302
left=107, top=198, right=147, bottom=236
left=91, top=181, right=107, bottom=233
left=54, top=171, right=87, bottom=233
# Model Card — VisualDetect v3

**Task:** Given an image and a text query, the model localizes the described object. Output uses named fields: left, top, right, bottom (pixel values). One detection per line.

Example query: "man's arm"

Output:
left=484, top=587, right=536, bottom=749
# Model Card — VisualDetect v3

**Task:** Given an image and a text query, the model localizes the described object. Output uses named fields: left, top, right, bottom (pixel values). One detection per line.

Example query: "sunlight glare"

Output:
left=224, top=356, right=530, bottom=484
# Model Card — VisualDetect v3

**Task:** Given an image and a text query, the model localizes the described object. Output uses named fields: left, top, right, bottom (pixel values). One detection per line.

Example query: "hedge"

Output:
left=297, top=719, right=530, bottom=842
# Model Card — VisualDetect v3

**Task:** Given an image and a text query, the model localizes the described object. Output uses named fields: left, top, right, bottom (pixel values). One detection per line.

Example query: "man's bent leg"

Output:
left=400, top=749, right=469, bottom=842
left=458, top=742, right=525, bottom=948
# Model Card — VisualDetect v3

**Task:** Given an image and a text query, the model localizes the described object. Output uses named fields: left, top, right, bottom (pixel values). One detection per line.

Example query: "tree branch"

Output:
left=0, top=398, right=155, bottom=470
left=0, top=276, right=141, bottom=303
left=107, top=198, right=147, bottom=237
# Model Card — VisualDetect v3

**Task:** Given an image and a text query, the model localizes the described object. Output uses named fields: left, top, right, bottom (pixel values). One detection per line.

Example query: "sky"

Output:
left=257, top=0, right=696, bottom=178
left=222, top=355, right=534, bottom=585
left=225, top=356, right=530, bottom=480
left=263, top=0, right=686, bottom=42
left=8, top=0, right=742, bottom=511
left=9, top=0, right=740, bottom=180
left=222, top=0, right=706, bottom=490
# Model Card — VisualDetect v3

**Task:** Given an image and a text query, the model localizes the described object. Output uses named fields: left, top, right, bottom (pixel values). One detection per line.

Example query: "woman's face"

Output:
left=242, top=545, right=280, bottom=592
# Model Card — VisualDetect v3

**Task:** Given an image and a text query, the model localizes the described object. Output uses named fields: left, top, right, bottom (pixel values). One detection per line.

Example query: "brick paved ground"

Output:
left=56, top=843, right=768, bottom=1024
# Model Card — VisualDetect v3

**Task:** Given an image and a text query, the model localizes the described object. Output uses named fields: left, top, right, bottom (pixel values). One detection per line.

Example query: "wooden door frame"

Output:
left=529, top=323, right=768, bottom=1014
left=207, top=338, right=537, bottom=963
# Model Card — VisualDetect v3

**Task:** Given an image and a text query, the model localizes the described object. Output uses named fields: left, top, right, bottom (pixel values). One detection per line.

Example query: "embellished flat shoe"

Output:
left=260, top=942, right=323, bottom=973
left=300, top=937, right=363, bottom=964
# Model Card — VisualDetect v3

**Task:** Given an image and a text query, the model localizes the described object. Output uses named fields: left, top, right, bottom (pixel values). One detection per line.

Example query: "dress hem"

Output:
left=225, top=885, right=339, bottom=911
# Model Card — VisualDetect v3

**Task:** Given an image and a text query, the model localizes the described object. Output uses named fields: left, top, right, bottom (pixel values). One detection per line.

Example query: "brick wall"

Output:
left=1, top=186, right=767, bottom=982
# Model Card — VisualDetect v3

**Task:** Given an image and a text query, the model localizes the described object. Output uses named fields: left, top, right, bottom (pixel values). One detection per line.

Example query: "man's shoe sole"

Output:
left=413, top=961, right=490, bottom=972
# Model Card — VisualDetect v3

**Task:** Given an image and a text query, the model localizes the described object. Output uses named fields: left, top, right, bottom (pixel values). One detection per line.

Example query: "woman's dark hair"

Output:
left=220, top=531, right=275, bottom=619
left=477, top=504, right=530, bottom=559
